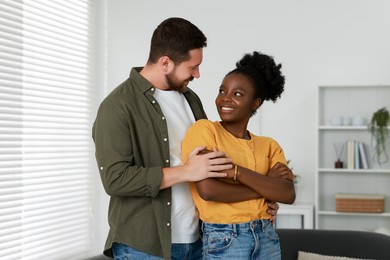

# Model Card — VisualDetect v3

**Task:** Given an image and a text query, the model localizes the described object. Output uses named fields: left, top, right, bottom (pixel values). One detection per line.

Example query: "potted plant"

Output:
left=287, top=160, right=300, bottom=184
left=287, top=159, right=300, bottom=203
left=368, top=107, right=390, bottom=165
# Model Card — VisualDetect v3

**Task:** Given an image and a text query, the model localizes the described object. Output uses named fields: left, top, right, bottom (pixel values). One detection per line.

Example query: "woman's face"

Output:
left=215, top=73, right=260, bottom=124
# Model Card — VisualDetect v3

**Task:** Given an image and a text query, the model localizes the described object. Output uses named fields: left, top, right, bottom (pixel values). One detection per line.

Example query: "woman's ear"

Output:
left=252, top=98, right=261, bottom=110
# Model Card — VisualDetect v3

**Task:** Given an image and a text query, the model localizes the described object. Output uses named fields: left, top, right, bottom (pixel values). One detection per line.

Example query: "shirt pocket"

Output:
left=254, top=156, right=270, bottom=176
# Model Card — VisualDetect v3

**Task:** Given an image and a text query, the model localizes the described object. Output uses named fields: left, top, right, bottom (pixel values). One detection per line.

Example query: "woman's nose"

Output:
left=222, top=93, right=232, bottom=102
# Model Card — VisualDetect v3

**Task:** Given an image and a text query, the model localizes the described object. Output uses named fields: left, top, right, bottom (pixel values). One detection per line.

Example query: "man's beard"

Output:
left=165, top=72, right=193, bottom=92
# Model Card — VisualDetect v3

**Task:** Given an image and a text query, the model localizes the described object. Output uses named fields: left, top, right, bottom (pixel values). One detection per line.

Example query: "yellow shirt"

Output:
left=182, top=119, right=286, bottom=224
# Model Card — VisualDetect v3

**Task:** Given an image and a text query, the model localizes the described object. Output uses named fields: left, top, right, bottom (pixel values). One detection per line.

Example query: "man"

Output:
left=92, top=17, right=279, bottom=259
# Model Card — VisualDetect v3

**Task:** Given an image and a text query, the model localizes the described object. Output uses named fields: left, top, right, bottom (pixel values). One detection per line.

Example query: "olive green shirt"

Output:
left=92, top=67, right=207, bottom=259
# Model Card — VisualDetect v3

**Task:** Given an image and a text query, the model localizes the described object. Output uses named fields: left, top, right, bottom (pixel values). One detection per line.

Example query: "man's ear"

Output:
left=159, top=56, right=173, bottom=73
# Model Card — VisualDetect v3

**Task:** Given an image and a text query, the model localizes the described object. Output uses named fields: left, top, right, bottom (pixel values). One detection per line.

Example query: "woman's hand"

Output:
left=267, top=201, right=280, bottom=224
left=267, top=162, right=294, bottom=182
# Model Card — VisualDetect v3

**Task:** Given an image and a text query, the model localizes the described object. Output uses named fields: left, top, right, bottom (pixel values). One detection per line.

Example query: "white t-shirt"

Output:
left=153, top=88, right=199, bottom=243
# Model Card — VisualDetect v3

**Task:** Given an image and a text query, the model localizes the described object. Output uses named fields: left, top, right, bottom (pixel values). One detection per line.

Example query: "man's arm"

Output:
left=160, top=146, right=232, bottom=189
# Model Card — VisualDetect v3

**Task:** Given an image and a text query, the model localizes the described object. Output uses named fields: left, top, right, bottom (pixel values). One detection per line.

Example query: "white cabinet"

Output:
left=276, top=204, right=314, bottom=229
left=316, top=85, right=390, bottom=232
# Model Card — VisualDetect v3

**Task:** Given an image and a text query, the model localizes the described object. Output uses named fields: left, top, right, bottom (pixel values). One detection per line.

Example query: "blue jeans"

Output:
left=112, top=242, right=162, bottom=260
left=201, top=219, right=280, bottom=260
left=171, top=238, right=202, bottom=260
left=112, top=238, right=202, bottom=260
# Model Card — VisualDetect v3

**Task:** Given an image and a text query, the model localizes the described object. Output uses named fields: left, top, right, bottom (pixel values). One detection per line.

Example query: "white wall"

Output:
left=92, top=0, right=390, bottom=252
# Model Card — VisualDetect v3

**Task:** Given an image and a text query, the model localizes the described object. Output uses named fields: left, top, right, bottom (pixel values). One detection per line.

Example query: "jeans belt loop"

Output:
left=233, top=223, right=238, bottom=237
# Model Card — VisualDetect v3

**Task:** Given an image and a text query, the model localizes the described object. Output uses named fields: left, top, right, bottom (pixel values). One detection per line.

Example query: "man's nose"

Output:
left=193, top=68, right=200, bottom=78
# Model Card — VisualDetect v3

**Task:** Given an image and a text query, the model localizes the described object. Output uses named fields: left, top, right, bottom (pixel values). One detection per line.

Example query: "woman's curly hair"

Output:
left=227, top=51, right=285, bottom=115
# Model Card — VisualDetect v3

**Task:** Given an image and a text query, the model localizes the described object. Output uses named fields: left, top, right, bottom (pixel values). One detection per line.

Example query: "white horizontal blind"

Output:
left=0, top=1, right=94, bottom=259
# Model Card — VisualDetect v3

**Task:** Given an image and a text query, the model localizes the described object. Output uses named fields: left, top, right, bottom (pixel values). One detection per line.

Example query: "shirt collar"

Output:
left=130, top=67, right=154, bottom=94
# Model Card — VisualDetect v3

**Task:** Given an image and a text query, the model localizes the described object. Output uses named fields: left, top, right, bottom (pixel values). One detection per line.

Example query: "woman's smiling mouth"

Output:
left=221, top=106, right=234, bottom=111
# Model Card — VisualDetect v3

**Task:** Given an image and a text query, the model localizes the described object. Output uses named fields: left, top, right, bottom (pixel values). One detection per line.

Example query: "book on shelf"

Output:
left=346, top=140, right=369, bottom=169
left=358, top=141, right=369, bottom=169
left=354, top=141, right=360, bottom=169
left=347, top=140, right=354, bottom=169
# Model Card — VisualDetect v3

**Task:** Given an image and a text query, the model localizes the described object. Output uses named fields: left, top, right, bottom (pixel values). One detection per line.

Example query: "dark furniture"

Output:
left=85, top=229, right=390, bottom=260
left=277, top=228, right=390, bottom=260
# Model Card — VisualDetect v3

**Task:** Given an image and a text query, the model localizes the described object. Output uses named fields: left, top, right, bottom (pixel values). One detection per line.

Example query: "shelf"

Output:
left=319, top=85, right=390, bottom=89
left=316, top=85, right=390, bottom=231
left=319, top=126, right=390, bottom=130
left=318, top=168, right=390, bottom=174
left=318, top=211, right=390, bottom=217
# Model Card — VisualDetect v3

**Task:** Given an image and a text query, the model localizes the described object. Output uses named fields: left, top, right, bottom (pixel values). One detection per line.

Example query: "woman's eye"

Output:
left=235, top=92, right=242, bottom=97
left=219, top=89, right=224, bottom=94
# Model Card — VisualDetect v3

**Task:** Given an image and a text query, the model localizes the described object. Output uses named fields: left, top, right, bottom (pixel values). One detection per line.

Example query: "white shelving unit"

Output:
left=315, top=85, right=390, bottom=232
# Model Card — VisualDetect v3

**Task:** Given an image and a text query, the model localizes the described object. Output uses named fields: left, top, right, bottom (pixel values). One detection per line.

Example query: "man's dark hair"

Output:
left=147, top=17, right=207, bottom=65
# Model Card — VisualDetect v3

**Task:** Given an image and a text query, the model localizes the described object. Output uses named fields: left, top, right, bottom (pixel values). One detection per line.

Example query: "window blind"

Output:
left=0, top=1, right=94, bottom=259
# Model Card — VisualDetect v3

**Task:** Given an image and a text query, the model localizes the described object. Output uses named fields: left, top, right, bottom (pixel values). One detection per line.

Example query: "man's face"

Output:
left=165, top=48, right=203, bottom=92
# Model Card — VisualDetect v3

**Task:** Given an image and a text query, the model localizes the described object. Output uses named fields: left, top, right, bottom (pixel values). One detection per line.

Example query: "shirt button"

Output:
left=152, top=100, right=156, bottom=104
left=162, top=116, right=165, bottom=120
left=100, top=166, right=103, bottom=170
left=167, top=223, right=170, bottom=227
left=166, top=159, right=169, bottom=163
left=167, top=202, right=171, bottom=206
left=163, top=138, right=167, bottom=142
left=151, top=87, right=154, bottom=91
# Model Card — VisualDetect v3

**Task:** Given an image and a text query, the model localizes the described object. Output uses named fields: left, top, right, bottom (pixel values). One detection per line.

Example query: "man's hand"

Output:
left=183, top=146, right=232, bottom=182
left=198, top=148, right=213, bottom=155
left=267, top=201, right=279, bottom=224
left=268, top=162, right=294, bottom=182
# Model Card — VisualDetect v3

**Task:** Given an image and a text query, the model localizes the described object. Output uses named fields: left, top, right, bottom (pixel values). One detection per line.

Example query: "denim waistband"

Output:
left=202, top=219, right=271, bottom=233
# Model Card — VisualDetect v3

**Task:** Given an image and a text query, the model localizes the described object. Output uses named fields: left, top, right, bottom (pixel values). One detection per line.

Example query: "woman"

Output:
left=182, top=51, right=295, bottom=259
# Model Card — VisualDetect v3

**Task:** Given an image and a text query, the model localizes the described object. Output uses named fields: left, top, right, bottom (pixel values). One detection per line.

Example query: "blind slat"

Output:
left=0, top=0, right=94, bottom=258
